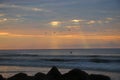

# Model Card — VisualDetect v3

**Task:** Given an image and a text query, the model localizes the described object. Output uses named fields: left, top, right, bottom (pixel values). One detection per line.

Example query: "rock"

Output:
left=47, top=66, right=63, bottom=80
left=4, top=67, right=111, bottom=80
left=90, top=74, right=111, bottom=80
left=27, top=76, right=35, bottom=80
left=0, top=75, right=5, bottom=80
left=7, top=73, right=28, bottom=80
left=63, top=68, right=90, bottom=80
left=34, top=72, right=47, bottom=80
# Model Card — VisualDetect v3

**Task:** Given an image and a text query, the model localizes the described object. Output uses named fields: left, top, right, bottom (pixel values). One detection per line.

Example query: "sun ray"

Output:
left=71, top=19, right=90, bottom=48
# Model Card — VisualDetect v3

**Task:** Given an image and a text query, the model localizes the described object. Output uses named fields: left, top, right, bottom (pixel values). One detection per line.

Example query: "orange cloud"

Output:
left=0, top=32, right=9, bottom=35
left=0, top=31, right=120, bottom=49
left=0, top=13, right=5, bottom=17
left=106, top=17, right=113, bottom=21
left=72, top=19, right=85, bottom=23
left=0, top=31, right=120, bottom=39
left=87, top=20, right=96, bottom=24
left=0, top=18, right=8, bottom=23
left=50, top=21, right=61, bottom=27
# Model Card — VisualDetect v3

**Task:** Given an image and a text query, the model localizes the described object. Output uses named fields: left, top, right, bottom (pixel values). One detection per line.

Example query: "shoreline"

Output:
left=0, top=66, right=120, bottom=80
left=0, top=66, right=111, bottom=80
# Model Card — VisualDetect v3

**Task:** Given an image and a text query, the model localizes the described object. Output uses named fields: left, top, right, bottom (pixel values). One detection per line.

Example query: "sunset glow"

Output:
left=0, top=0, right=120, bottom=49
left=0, top=32, right=9, bottom=35
left=72, top=19, right=81, bottom=23
left=50, top=21, right=61, bottom=27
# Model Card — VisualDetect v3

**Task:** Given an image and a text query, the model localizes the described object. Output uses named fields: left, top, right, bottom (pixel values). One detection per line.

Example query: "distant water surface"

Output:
left=0, top=49, right=120, bottom=80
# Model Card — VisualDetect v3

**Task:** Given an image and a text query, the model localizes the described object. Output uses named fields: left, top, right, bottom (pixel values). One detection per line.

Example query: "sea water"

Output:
left=0, top=49, right=120, bottom=80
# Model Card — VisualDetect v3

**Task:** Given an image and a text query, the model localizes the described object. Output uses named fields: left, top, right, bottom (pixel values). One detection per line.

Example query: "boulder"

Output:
left=27, top=76, right=35, bottom=80
left=0, top=75, right=5, bottom=80
left=47, top=66, right=63, bottom=80
left=63, top=68, right=90, bottom=80
left=90, top=74, right=111, bottom=80
left=4, top=66, right=111, bottom=80
left=34, top=72, right=47, bottom=80
left=7, top=73, right=28, bottom=80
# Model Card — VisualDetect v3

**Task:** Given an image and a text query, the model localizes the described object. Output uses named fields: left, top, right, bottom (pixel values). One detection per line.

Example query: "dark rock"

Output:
left=0, top=75, right=5, bottom=80
left=34, top=72, right=47, bottom=80
left=7, top=73, right=28, bottom=80
left=27, top=76, right=35, bottom=80
left=90, top=74, right=111, bottom=80
left=63, top=68, right=90, bottom=80
left=47, top=66, right=63, bottom=80
left=4, top=67, right=111, bottom=80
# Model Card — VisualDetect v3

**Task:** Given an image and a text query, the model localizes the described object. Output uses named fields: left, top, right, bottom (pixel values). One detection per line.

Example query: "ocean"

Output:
left=0, top=49, right=120, bottom=80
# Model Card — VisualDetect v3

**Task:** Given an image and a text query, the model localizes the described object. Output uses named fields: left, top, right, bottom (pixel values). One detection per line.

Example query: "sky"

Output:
left=0, top=0, right=120, bottom=49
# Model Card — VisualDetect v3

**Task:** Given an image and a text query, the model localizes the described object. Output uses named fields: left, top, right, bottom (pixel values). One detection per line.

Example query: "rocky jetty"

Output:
left=0, top=66, right=111, bottom=80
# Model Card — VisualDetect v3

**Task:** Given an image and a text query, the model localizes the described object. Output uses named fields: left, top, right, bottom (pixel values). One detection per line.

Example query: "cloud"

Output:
left=71, top=19, right=85, bottom=23
left=0, top=32, right=45, bottom=37
left=87, top=20, right=96, bottom=24
left=97, top=20, right=102, bottom=24
left=50, top=21, right=61, bottom=27
left=103, top=17, right=114, bottom=23
left=0, top=18, right=7, bottom=23
left=106, top=17, right=113, bottom=20
left=0, top=30, right=120, bottom=49
left=85, top=17, right=114, bottom=25
left=0, top=4, right=46, bottom=12
left=66, top=26, right=80, bottom=31
left=0, top=13, right=5, bottom=17
left=0, top=32, right=9, bottom=35
left=37, top=0, right=79, bottom=7
left=0, top=31, right=119, bottom=41
left=0, top=17, right=23, bottom=23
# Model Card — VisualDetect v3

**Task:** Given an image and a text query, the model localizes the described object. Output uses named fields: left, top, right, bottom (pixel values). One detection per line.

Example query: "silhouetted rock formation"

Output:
left=0, top=66, right=111, bottom=80
left=7, top=73, right=28, bottom=80
left=47, top=66, right=63, bottom=80
left=34, top=72, right=47, bottom=80
left=63, top=68, right=90, bottom=80
left=0, top=75, right=5, bottom=80
left=90, top=74, right=111, bottom=80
